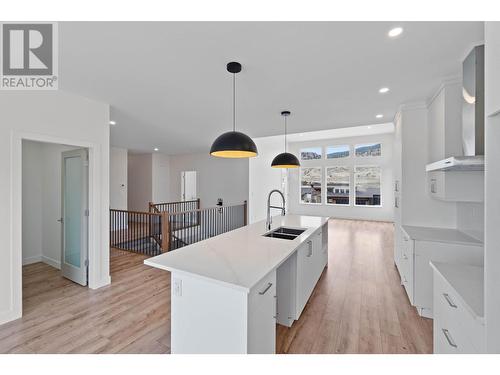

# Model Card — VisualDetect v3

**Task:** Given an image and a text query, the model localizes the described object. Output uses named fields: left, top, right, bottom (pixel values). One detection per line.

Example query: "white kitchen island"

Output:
left=145, top=214, right=329, bottom=354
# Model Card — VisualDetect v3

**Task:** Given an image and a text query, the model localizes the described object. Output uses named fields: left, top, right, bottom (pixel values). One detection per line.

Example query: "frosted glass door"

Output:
left=61, top=149, right=88, bottom=286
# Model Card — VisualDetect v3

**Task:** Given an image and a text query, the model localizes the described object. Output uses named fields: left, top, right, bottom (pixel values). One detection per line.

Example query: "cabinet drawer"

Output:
left=433, top=272, right=485, bottom=352
left=434, top=321, right=477, bottom=354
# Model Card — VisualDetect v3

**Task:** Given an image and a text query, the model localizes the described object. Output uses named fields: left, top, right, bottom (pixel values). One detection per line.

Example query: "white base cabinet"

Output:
left=395, top=225, right=483, bottom=318
left=170, top=270, right=277, bottom=354
left=432, top=263, right=485, bottom=353
left=277, top=224, right=328, bottom=325
left=247, top=270, right=277, bottom=354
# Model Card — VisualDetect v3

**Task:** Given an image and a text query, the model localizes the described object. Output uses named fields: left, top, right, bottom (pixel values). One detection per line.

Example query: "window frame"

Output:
left=299, top=166, right=323, bottom=205
left=299, top=146, right=323, bottom=161
left=354, top=143, right=382, bottom=158
left=325, top=144, right=351, bottom=160
left=325, top=166, right=351, bottom=206
left=353, top=165, right=382, bottom=207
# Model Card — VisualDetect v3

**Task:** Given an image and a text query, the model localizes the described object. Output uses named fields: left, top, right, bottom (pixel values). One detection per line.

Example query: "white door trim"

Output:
left=6, top=130, right=110, bottom=324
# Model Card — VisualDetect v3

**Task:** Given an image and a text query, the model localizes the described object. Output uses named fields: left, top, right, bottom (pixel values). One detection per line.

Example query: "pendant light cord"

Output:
left=284, top=115, right=287, bottom=152
left=232, top=73, right=236, bottom=132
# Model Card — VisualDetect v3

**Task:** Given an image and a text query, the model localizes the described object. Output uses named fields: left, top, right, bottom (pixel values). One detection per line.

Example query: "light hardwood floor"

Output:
left=0, top=219, right=432, bottom=354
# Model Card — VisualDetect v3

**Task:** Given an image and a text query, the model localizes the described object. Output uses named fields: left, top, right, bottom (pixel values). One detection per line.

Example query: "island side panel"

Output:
left=170, top=272, right=248, bottom=354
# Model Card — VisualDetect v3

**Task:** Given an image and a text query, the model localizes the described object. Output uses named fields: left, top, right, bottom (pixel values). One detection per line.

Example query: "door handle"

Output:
left=259, top=282, right=273, bottom=295
left=57, top=218, right=64, bottom=223
left=306, top=240, right=313, bottom=257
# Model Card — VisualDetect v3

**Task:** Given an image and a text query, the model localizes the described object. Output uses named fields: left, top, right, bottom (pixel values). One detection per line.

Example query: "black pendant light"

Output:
left=271, top=111, right=300, bottom=168
left=210, top=62, right=258, bottom=158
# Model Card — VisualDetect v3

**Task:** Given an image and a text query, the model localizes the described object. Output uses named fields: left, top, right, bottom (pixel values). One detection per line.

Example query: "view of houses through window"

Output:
left=299, top=143, right=382, bottom=206
left=300, top=147, right=322, bottom=160
left=300, top=167, right=322, bottom=204
left=326, top=166, right=350, bottom=205
left=354, top=166, right=381, bottom=206
left=326, top=145, right=350, bottom=159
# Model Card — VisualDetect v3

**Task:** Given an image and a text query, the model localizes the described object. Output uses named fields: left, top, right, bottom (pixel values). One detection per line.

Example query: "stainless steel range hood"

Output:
left=426, top=45, right=485, bottom=172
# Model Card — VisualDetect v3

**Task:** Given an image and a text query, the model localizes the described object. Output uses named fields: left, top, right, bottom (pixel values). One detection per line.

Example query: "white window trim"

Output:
left=325, top=166, right=351, bottom=206
left=299, top=166, right=323, bottom=205
left=299, top=146, right=323, bottom=162
left=353, top=165, right=382, bottom=208
left=325, top=144, right=351, bottom=160
left=354, top=143, right=382, bottom=158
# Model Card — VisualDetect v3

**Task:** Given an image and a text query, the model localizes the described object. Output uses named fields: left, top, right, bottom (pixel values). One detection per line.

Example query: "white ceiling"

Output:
left=286, top=122, right=394, bottom=143
left=59, top=22, right=484, bottom=154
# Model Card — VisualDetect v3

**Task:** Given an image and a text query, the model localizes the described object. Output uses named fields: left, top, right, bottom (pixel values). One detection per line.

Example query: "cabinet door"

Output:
left=486, top=22, right=500, bottom=117
left=394, top=225, right=402, bottom=270
left=296, top=240, right=315, bottom=319
left=247, top=270, right=277, bottom=354
left=276, top=253, right=296, bottom=327
left=400, top=233, right=414, bottom=305
left=313, top=228, right=326, bottom=275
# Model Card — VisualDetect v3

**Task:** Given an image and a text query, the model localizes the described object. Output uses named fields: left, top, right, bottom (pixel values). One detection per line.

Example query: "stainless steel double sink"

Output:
left=263, top=227, right=307, bottom=240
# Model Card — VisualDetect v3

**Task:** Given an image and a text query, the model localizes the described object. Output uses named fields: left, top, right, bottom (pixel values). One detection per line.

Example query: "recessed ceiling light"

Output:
left=379, top=87, right=390, bottom=94
left=109, top=120, right=116, bottom=125
left=154, top=147, right=159, bottom=152
left=388, top=27, right=403, bottom=38
left=376, top=114, right=384, bottom=119
left=367, top=126, right=372, bottom=129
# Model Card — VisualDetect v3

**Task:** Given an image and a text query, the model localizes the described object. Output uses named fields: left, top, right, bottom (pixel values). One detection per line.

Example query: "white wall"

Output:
left=110, top=147, right=128, bottom=210
left=456, top=202, right=484, bottom=241
left=0, top=90, right=110, bottom=325
left=152, top=153, right=171, bottom=203
left=22, top=141, right=43, bottom=265
left=287, top=133, right=394, bottom=222
left=249, top=136, right=286, bottom=224
left=169, top=152, right=249, bottom=208
left=127, top=153, right=152, bottom=212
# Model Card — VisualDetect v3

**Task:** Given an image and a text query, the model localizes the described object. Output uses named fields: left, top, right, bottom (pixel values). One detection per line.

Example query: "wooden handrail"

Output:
left=153, top=199, right=199, bottom=206
left=110, top=208, right=161, bottom=216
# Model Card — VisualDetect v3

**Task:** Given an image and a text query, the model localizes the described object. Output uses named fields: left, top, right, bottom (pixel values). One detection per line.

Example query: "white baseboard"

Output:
left=42, top=255, right=61, bottom=270
left=90, top=275, right=111, bottom=289
left=22, top=255, right=42, bottom=265
left=0, top=308, right=21, bottom=326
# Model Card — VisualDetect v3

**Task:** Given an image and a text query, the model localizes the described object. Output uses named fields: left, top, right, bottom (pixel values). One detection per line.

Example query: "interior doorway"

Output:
left=22, top=140, right=89, bottom=287
left=181, top=170, right=197, bottom=201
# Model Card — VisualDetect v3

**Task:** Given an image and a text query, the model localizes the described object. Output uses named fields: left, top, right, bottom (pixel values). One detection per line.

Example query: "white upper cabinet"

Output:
left=486, top=22, right=500, bottom=117
left=427, top=82, right=463, bottom=162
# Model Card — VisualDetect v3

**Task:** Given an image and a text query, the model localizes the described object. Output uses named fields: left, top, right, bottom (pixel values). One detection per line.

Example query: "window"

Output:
left=300, top=147, right=322, bottom=160
left=300, top=167, right=322, bottom=204
left=326, top=145, right=350, bottom=159
left=355, top=166, right=381, bottom=206
left=326, top=167, right=350, bottom=205
left=355, top=143, right=381, bottom=157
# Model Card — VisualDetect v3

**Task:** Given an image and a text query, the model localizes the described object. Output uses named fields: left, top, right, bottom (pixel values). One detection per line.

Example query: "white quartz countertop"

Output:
left=402, top=225, right=483, bottom=246
left=144, top=215, right=329, bottom=292
left=430, top=261, right=484, bottom=323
